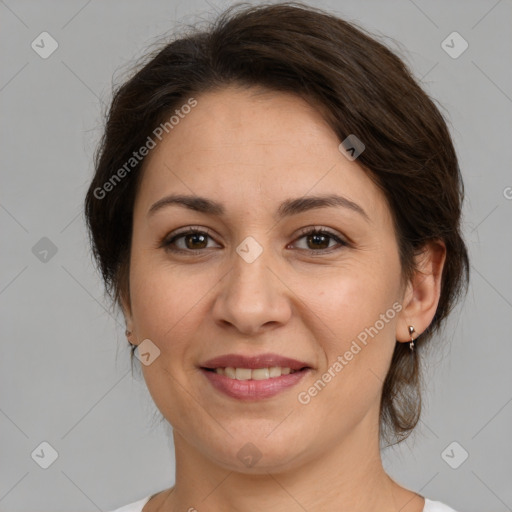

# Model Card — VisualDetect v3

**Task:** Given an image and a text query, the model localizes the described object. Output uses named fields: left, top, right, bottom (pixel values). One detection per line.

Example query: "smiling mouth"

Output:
left=199, top=353, right=312, bottom=399
left=200, top=365, right=311, bottom=400
left=201, top=366, right=309, bottom=380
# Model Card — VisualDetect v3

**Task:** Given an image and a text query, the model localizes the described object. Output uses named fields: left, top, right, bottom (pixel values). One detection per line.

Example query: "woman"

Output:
left=85, top=3, right=469, bottom=511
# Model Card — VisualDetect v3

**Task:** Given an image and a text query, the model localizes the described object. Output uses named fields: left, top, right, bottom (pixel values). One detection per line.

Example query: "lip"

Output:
left=201, top=367, right=311, bottom=400
left=200, top=353, right=311, bottom=371
left=199, top=352, right=312, bottom=401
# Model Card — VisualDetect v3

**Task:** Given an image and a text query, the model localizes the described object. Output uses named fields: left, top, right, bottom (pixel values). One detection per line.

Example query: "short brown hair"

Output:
left=84, top=1, right=469, bottom=445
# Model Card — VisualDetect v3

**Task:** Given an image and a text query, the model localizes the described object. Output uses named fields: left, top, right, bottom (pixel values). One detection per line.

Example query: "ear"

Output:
left=120, top=288, right=137, bottom=345
left=396, top=239, right=447, bottom=343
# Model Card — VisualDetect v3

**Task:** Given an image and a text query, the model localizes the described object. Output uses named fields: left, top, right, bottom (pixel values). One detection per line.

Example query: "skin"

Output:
left=122, top=85, right=446, bottom=512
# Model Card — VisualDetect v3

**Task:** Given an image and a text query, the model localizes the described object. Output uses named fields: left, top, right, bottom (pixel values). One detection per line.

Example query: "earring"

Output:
left=408, top=325, right=416, bottom=351
left=125, top=329, right=137, bottom=347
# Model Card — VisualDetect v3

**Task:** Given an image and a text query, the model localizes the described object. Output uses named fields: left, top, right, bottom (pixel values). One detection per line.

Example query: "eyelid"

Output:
left=159, top=226, right=219, bottom=250
left=294, top=225, right=347, bottom=241
left=291, top=226, right=349, bottom=252
left=160, top=225, right=349, bottom=253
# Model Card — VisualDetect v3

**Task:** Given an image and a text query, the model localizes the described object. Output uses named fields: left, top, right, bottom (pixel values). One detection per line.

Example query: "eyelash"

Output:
left=159, top=226, right=348, bottom=256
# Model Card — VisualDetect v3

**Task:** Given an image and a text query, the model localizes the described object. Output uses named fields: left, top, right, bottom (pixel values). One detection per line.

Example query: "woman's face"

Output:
left=125, top=86, right=410, bottom=472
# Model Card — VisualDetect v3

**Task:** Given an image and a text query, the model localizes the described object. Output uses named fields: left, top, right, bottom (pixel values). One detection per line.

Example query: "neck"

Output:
left=156, top=416, right=422, bottom=512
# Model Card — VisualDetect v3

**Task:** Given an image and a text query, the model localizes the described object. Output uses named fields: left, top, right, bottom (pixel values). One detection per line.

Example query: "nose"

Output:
left=211, top=244, right=292, bottom=336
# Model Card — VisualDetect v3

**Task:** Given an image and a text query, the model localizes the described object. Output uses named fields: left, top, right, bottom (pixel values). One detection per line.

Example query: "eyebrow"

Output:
left=147, top=193, right=370, bottom=222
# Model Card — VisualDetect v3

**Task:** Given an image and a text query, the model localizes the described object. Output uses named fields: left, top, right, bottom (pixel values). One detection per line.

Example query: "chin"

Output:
left=203, top=433, right=310, bottom=475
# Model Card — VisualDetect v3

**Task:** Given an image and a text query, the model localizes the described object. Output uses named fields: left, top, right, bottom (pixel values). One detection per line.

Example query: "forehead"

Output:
left=134, top=86, right=389, bottom=223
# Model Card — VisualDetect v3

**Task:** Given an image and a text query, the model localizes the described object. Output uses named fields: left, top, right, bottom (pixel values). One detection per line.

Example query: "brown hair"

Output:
left=84, top=1, right=469, bottom=445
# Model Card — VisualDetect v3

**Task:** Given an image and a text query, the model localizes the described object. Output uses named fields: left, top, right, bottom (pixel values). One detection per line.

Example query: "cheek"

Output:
left=308, top=263, right=396, bottom=345
left=128, top=253, right=217, bottom=344
left=299, top=285, right=398, bottom=437
left=304, top=261, right=401, bottom=400
left=128, top=255, right=211, bottom=428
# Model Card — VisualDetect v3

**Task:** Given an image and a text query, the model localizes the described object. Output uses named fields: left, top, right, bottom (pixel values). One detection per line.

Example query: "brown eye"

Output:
left=161, top=226, right=347, bottom=255
left=181, top=232, right=208, bottom=250
left=292, top=228, right=348, bottom=254
left=306, top=232, right=331, bottom=250
left=161, top=227, right=219, bottom=253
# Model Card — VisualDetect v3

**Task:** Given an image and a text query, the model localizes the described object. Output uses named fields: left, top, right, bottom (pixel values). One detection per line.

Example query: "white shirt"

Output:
left=108, top=495, right=458, bottom=511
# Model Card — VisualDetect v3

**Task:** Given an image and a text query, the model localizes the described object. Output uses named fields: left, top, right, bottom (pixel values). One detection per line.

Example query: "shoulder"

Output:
left=107, top=495, right=152, bottom=512
left=423, top=498, right=459, bottom=512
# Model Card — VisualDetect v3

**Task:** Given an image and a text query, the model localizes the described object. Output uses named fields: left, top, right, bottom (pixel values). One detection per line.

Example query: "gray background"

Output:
left=1, top=0, right=511, bottom=511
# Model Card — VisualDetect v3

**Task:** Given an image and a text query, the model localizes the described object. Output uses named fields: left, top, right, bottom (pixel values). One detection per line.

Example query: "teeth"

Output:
left=252, top=368, right=269, bottom=380
left=224, top=367, right=236, bottom=379
left=235, top=368, right=252, bottom=380
left=269, top=366, right=282, bottom=378
left=214, top=366, right=298, bottom=379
